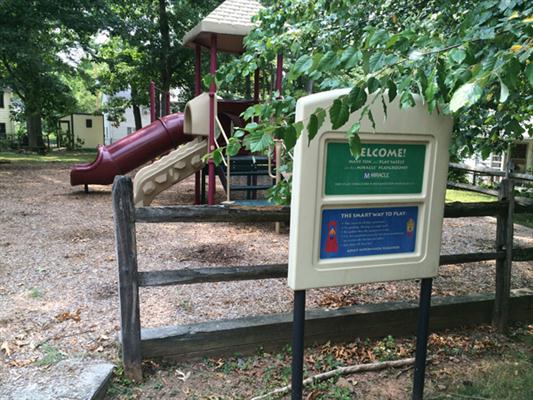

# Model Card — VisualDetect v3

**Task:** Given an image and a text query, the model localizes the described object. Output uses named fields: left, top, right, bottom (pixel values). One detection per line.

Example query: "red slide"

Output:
left=70, top=113, right=192, bottom=186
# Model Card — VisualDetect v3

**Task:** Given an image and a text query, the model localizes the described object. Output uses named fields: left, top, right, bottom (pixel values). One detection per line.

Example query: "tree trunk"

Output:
left=26, top=111, right=45, bottom=153
left=159, top=0, right=171, bottom=116
left=130, top=86, right=143, bottom=130
left=132, top=104, right=142, bottom=130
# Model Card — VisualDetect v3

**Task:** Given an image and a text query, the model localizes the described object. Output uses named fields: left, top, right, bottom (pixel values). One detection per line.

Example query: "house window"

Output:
left=490, top=154, right=502, bottom=170
left=0, top=92, right=4, bottom=108
left=510, top=143, right=528, bottom=172
left=0, top=123, right=6, bottom=138
left=127, top=127, right=133, bottom=135
left=86, top=119, right=93, bottom=128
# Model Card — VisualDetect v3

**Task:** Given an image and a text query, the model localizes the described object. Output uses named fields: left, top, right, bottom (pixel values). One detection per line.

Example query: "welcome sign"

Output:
left=288, top=89, right=453, bottom=290
left=325, top=143, right=426, bottom=195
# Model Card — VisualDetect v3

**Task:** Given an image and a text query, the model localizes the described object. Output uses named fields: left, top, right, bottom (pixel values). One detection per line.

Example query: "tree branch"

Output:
left=251, top=357, right=418, bottom=400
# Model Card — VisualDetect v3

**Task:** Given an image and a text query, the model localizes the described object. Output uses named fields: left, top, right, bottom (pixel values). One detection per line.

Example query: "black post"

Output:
left=412, top=278, right=433, bottom=400
left=291, top=290, right=306, bottom=400
left=84, top=184, right=89, bottom=194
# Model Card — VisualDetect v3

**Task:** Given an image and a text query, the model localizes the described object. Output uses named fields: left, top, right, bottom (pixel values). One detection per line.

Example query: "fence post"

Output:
left=492, top=177, right=514, bottom=332
left=112, top=176, right=143, bottom=381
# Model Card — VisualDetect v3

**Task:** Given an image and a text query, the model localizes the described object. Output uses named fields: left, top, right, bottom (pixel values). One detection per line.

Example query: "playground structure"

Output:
left=71, top=0, right=276, bottom=206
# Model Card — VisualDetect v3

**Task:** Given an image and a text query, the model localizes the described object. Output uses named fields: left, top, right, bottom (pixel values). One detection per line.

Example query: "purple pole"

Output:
left=208, top=34, right=217, bottom=205
left=194, top=44, right=202, bottom=204
left=276, top=53, right=283, bottom=95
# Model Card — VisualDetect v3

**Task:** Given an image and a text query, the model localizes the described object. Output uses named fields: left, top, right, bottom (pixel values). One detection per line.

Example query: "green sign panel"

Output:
left=325, top=142, right=426, bottom=195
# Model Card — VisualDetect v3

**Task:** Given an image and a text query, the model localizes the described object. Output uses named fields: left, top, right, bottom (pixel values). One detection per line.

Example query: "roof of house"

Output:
left=182, top=0, right=262, bottom=54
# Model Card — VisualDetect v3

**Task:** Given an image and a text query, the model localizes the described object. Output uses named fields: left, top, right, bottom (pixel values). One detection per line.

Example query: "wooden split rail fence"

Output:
left=113, top=169, right=533, bottom=380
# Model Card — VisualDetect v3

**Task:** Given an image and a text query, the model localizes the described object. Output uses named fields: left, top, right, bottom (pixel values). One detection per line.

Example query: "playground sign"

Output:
left=288, top=89, right=453, bottom=290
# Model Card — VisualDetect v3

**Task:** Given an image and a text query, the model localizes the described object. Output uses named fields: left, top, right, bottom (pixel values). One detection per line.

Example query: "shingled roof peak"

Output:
left=182, top=0, right=263, bottom=54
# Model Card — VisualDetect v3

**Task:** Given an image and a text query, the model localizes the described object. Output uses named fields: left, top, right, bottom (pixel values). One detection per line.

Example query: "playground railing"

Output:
left=112, top=172, right=533, bottom=381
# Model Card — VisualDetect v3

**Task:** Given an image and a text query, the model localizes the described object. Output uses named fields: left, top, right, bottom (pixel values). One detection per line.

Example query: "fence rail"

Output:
left=113, top=172, right=533, bottom=380
left=449, top=162, right=533, bottom=182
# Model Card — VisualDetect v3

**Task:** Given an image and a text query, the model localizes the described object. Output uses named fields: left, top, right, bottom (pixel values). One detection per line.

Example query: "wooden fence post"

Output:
left=112, top=176, right=143, bottom=381
left=492, top=178, right=514, bottom=332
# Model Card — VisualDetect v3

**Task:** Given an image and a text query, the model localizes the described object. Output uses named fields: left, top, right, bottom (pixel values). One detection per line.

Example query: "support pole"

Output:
left=291, top=290, right=306, bottom=400
left=493, top=177, right=514, bottom=331
left=274, top=54, right=284, bottom=232
left=194, top=44, right=202, bottom=204
left=276, top=53, right=283, bottom=95
left=412, top=278, right=433, bottom=400
left=112, top=176, right=142, bottom=382
left=149, top=81, right=156, bottom=123
left=208, top=34, right=218, bottom=205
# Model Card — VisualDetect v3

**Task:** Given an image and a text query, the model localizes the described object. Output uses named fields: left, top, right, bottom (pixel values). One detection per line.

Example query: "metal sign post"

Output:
left=291, top=290, right=306, bottom=399
left=412, top=278, right=433, bottom=400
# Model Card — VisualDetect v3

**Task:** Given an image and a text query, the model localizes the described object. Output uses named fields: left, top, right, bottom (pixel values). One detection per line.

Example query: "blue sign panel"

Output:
left=320, top=206, right=418, bottom=259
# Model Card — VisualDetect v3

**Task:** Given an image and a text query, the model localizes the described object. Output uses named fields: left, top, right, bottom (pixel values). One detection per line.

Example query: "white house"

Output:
left=0, top=89, right=16, bottom=139
left=102, top=91, right=151, bottom=145
left=464, top=133, right=533, bottom=174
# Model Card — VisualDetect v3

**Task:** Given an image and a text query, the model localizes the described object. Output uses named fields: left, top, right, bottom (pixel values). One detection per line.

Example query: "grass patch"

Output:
left=446, top=189, right=533, bottom=228
left=29, top=287, right=43, bottom=299
left=35, top=344, right=66, bottom=366
left=0, top=150, right=96, bottom=164
left=445, top=189, right=496, bottom=203
left=431, top=352, right=533, bottom=400
left=429, top=325, right=532, bottom=400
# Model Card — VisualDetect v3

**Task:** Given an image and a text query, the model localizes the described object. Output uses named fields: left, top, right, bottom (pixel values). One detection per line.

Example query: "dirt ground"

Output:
left=0, top=162, right=531, bottom=399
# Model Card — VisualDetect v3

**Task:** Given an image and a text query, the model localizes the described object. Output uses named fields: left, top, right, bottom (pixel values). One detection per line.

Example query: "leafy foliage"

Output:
left=213, top=0, right=532, bottom=203
left=97, top=0, right=223, bottom=119
left=0, top=0, right=113, bottom=149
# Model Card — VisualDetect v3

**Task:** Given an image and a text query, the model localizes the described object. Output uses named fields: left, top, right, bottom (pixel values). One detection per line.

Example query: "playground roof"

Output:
left=182, top=0, right=262, bottom=54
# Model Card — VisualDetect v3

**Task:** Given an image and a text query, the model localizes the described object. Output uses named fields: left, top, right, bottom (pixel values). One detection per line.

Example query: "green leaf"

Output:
left=345, top=50, right=362, bottom=69
left=284, top=125, right=297, bottom=150
left=307, top=114, right=318, bottom=144
left=307, top=108, right=326, bottom=143
left=400, top=91, right=415, bottom=109
left=318, top=50, right=337, bottom=71
left=346, top=122, right=362, bottom=157
left=290, top=54, right=313, bottom=79
left=249, top=133, right=274, bottom=152
left=449, top=48, right=466, bottom=64
left=340, top=48, right=356, bottom=64
left=227, top=138, right=242, bottom=156
left=449, top=82, right=483, bottom=112
left=315, top=107, right=326, bottom=127
left=329, top=98, right=349, bottom=129
left=367, top=77, right=380, bottom=93
left=499, top=80, right=509, bottom=103
left=212, top=148, right=223, bottom=165
left=294, top=121, right=304, bottom=137
left=348, top=86, right=367, bottom=112
left=245, top=122, right=259, bottom=131
left=367, top=110, right=376, bottom=129
left=368, top=29, right=389, bottom=47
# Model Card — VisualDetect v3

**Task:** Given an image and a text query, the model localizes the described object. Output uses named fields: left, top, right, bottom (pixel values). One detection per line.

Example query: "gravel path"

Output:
left=0, top=162, right=531, bottom=385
